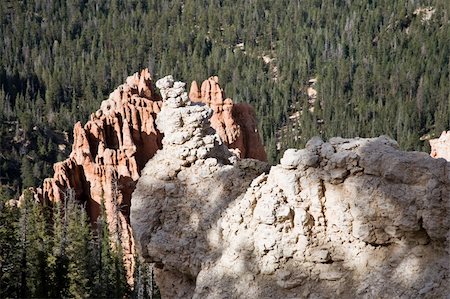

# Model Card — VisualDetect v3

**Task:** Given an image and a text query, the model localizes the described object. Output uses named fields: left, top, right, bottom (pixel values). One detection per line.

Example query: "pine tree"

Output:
left=65, top=190, right=95, bottom=298
left=94, top=196, right=129, bottom=298
left=0, top=196, right=21, bottom=298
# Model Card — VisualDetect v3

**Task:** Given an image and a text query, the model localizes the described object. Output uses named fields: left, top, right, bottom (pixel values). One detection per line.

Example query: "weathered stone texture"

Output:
left=33, top=69, right=163, bottom=283
left=133, top=129, right=450, bottom=298
left=430, top=130, right=450, bottom=161
left=189, top=77, right=267, bottom=161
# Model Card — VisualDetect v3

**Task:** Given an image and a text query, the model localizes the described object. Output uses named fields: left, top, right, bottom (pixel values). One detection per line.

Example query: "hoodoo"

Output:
left=26, top=69, right=163, bottom=282
left=22, top=70, right=267, bottom=282
left=189, top=76, right=267, bottom=161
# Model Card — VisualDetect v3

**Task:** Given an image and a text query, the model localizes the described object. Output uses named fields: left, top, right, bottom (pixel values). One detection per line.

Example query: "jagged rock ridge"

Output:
left=189, top=76, right=267, bottom=161
left=26, top=70, right=267, bottom=283
left=32, top=69, right=163, bottom=282
left=132, top=108, right=450, bottom=298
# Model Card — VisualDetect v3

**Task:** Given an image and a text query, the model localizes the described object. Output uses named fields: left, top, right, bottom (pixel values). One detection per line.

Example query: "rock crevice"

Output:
left=24, top=70, right=267, bottom=283
left=132, top=124, right=450, bottom=298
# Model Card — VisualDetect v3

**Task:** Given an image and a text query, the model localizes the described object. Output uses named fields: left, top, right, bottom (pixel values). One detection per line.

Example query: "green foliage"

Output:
left=132, top=258, right=161, bottom=299
left=0, top=190, right=129, bottom=298
left=93, top=198, right=129, bottom=298
left=0, top=1, right=448, bottom=183
left=0, top=196, right=21, bottom=298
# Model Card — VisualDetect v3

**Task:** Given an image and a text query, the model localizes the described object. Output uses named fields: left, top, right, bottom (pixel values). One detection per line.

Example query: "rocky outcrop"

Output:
left=26, top=70, right=268, bottom=284
left=33, top=69, right=163, bottom=283
left=132, top=121, right=450, bottom=298
left=131, top=76, right=269, bottom=297
left=189, top=77, right=267, bottom=161
left=430, top=131, right=450, bottom=161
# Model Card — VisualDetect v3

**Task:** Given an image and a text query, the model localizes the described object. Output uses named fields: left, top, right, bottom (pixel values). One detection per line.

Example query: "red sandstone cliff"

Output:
left=33, top=69, right=163, bottom=283
left=189, top=76, right=267, bottom=161
left=27, top=70, right=267, bottom=283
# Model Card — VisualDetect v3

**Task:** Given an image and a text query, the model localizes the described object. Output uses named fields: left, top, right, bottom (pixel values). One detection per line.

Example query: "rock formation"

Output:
left=430, top=131, right=450, bottom=161
left=32, top=69, right=163, bottom=283
left=132, top=120, right=450, bottom=298
left=25, top=70, right=268, bottom=284
left=132, top=77, right=269, bottom=297
left=189, top=76, right=267, bottom=161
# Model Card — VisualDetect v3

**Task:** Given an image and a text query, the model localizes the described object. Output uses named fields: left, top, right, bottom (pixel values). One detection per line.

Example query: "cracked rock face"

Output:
left=132, top=132, right=450, bottom=298
left=131, top=77, right=269, bottom=297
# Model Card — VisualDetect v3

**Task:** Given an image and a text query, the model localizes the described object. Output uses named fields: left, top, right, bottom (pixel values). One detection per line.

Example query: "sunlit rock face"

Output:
left=31, top=69, right=163, bottom=283
left=189, top=76, right=267, bottom=161
left=430, top=131, right=450, bottom=161
left=23, top=71, right=268, bottom=284
left=132, top=125, right=450, bottom=298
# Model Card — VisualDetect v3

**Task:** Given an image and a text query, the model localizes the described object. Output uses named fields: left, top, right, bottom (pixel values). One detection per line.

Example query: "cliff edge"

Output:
left=132, top=92, right=450, bottom=297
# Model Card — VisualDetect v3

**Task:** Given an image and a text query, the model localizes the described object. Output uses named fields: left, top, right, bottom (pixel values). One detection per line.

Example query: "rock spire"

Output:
left=32, top=69, right=163, bottom=283
left=189, top=77, right=267, bottom=161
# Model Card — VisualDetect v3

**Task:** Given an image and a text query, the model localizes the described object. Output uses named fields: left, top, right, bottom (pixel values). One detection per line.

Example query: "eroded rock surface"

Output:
left=131, top=77, right=269, bottom=298
left=132, top=131, right=450, bottom=298
left=24, top=71, right=267, bottom=283
left=189, top=77, right=267, bottom=161
left=31, top=69, right=163, bottom=282
left=430, top=131, right=450, bottom=161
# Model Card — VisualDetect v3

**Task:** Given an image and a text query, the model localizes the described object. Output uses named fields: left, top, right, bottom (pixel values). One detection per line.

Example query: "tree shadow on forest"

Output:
left=0, top=70, right=45, bottom=103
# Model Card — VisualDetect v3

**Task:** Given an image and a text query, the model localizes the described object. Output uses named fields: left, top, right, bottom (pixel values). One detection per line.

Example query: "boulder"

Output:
left=132, top=132, right=450, bottom=298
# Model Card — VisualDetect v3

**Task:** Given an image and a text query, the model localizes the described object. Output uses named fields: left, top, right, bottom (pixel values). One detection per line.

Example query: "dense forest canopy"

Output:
left=0, top=189, right=159, bottom=298
left=0, top=0, right=449, bottom=198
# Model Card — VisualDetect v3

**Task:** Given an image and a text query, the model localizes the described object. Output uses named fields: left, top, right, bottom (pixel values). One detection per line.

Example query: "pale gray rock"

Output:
left=132, top=104, right=450, bottom=299
left=280, top=148, right=319, bottom=169
left=131, top=77, right=269, bottom=298
left=155, top=75, right=174, bottom=90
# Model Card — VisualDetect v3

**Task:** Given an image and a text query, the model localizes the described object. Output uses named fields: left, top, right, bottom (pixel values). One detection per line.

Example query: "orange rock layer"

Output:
left=35, top=69, right=163, bottom=284
left=29, top=70, right=267, bottom=284
left=189, top=77, right=267, bottom=161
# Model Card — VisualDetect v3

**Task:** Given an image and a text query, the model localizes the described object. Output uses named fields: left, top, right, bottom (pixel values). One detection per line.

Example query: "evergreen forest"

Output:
left=0, top=189, right=158, bottom=298
left=0, top=0, right=449, bottom=297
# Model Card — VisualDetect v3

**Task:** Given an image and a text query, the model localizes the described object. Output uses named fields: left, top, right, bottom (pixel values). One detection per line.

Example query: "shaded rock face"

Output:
left=430, top=131, right=450, bottom=161
left=189, top=76, right=267, bottom=161
left=132, top=131, right=450, bottom=298
left=26, top=71, right=268, bottom=284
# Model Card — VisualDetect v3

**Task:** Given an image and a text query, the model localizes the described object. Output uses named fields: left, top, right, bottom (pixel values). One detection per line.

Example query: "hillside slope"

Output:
left=1, top=0, right=449, bottom=199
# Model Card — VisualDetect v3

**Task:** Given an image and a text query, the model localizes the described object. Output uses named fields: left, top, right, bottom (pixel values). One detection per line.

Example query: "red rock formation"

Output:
left=430, top=131, right=450, bottom=161
left=26, top=70, right=267, bottom=285
left=33, top=69, right=163, bottom=284
left=189, top=77, right=267, bottom=161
